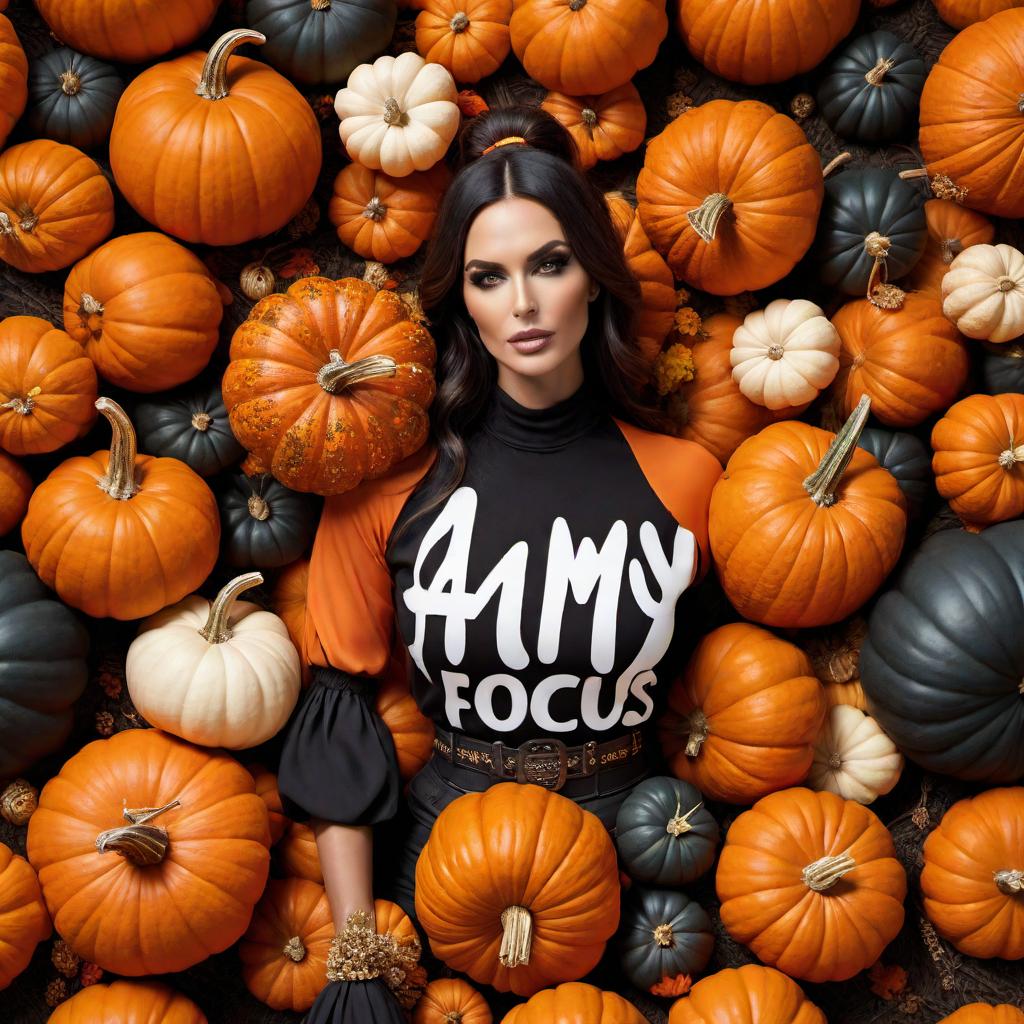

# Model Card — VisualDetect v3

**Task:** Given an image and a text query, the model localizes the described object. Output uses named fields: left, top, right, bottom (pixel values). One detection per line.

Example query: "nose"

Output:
left=511, top=273, right=537, bottom=319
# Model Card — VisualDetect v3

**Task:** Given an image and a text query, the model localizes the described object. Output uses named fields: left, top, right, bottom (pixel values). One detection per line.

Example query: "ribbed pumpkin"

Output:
left=376, top=671, right=435, bottom=782
left=981, top=342, right=1024, bottom=394
left=63, top=232, right=224, bottom=393
left=857, top=426, right=932, bottom=520
left=667, top=965, right=827, bottom=1024
left=659, top=623, right=825, bottom=805
left=415, top=783, right=620, bottom=995
left=20, top=398, right=220, bottom=620
left=416, top=0, right=512, bottom=84
left=222, top=276, right=437, bottom=495
left=934, top=1, right=1024, bottom=27
left=414, top=978, right=492, bottom=1024
left=0, top=13, right=27, bottom=150
left=0, top=450, right=30, bottom=535
left=0, top=315, right=97, bottom=455
left=941, top=243, right=1024, bottom=343
left=918, top=8, right=1024, bottom=218
left=0, top=841, right=51, bottom=991
left=109, top=30, right=322, bottom=246
left=904, top=199, right=994, bottom=296
left=276, top=820, right=321, bottom=882
left=636, top=100, right=824, bottom=295
left=541, top=84, right=646, bottom=171
left=922, top=787, right=1024, bottom=960
left=47, top=980, right=208, bottom=1024
left=239, top=877, right=334, bottom=1012
left=502, top=981, right=645, bottom=1024
left=271, top=556, right=310, bottom=685
left=25, top=728, right=271, bottom=975
left=0, top=139, right=114, bottom=274
left=509, top=0, right=667, bottom=95
left=938, top=1006, right=1024, bottom=1024
left=709, top=398, right=908, bottom=627
left=829, top=294, right=970, bottom=428
left=34, top=0, right=219, bottom=63
left=676, top=0, right=859, bottom=85
left=328, top=162, right=450, bottom=264
left=716, top=787, right=907, bottom=982
left=245, top=762, right=289, bottom=845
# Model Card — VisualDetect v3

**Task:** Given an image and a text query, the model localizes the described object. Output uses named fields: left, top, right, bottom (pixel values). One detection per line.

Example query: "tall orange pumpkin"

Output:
left=636, top=101, right=823, bottom=295
left=48, top=980, right=208, bottom=1024
left=415, top=783, right=621, bottom=995
left=416, top=0, right=512, bottom=83
left=709, top=397, right=908, bottom=627
left=667, top=965, right=826, bottom=1024
left=502, top=981, right=645, bottom=1023
left=223, top=276, right=436, bottom=495
left=905, top=199, right=995, bottom=296
left=0, top=139, right=114, bottom=274
left=20, top=398, right=220, bottom=620
left=0, top=13, right=27, bottom=150
left=25, top=728, right=271, bottom=975
left=716, top=787, right=907, bottom=982
left=109, top=29, right=322, bottom=246
left=0, top=450, right=30, bottom=535
left=542, top=84, right=647, bottom=171
left=0, top=841, right=51, bottom=991
left=659, top=623, right=825, bottom=804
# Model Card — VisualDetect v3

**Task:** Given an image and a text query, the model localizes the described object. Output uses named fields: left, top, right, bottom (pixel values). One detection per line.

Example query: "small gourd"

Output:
left=807, top=705, right=903, bottom=805
left=942, top=242, right=1024, bottom=342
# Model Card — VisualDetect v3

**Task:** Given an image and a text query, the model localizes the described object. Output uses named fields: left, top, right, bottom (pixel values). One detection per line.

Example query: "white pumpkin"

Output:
left=334, top=51, right=460, bottom=177
left=729, top=298, right=841, bottom=410
left=942, top=242, right=1024, bottom=343
left=807, top=705, right=903, bottom=805
left=126, top=572, right=301, bottom=750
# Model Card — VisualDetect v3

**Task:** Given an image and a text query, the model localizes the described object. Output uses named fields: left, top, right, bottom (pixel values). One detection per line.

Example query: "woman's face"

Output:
left=462, top=196, right=599, bottom=403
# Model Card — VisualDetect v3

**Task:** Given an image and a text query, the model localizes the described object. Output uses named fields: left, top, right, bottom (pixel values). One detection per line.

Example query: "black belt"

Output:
left=431, top=725, right=644, bottom=793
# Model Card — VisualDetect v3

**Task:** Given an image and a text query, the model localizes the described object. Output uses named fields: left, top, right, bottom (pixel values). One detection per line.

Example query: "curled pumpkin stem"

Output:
left=199, top=572, right=264, bottom=644
left=196, top=29, right=266, bottom=101
left=864, top=56, right=895, bottom=86
left=94, top=798, right=182, bottom=865
left=803, top=395, right=871, bottom=507
left=687, top=193, right=732, bottom=243
left=666, top=796, right=703, bottom=836
left=998, top=439, right=1024, bottom=470
left=802, top=851, right=856, bottom=892
left=283, top=936, right=306, bottom=961
left=684, top=709, right=709, bottom=757
left=821, top=152, right=852, bottom=179
left=317, top=350, right=398, bottom=392
left=940, top=238, right=963, bottom=264
left=499, top=905, right=532, bottom=968
left=95, top=397, right=140, bottom=501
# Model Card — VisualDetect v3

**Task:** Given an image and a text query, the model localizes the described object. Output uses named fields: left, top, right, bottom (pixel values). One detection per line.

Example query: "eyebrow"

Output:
left=464, top=239, right=570, bottom=273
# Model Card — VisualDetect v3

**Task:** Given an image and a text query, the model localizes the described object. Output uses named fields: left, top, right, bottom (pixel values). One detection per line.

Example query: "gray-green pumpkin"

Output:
left=615, top=776, right=719, bottom=887
left=857, top=427, right=932, bottom=519
left=979, top=342, right=1024, bottom=395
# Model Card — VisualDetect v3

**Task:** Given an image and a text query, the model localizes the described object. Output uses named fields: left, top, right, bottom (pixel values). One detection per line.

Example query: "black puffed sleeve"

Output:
left=303, top=978, right=406, bottom=1024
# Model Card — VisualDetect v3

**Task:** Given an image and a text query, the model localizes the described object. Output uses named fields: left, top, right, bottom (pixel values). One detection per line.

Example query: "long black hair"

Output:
left=392, top=100, right=668, bottom=544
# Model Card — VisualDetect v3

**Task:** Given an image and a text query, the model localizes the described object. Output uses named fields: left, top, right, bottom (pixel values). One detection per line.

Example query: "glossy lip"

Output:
left=507, top=328, right=554, bottom=343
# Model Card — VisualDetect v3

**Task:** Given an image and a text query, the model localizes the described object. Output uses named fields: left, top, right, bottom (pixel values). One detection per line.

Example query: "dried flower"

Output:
left=288, top=198, right=321, bottom=239
left=911, top=804, right=930, bottom=829
left=308, top=94, right=335, bottom=121
left=665, top=92, right=694, bottom=120
left=868, top=962, right=908, bottom=1000
left=277, top=249, right=320, bottom=280
left=675, top=286, right=691, bottom=305
left=97, top=669, right=122, bottom=699
left=790, top=93, right=816, bottom=120
left=362, top=261, right=394, bottom=290
left=458, top=89, right=489, bottom=118
left=44, top=977, right=69, bottom=1008
left=400, top=290, right=428, bottom=324
left=674, top=308, right=703, bottom=337
left=79, top=961, right=103, bottom=987
left=95, top=711, right=115, bottom=737
left=650, top=973, right=692, bottom=998
left=1, top=779, right=38, bottom=825
left=655, top=343, right=696, bottom=396
left=929, top=174, right=968, bottom=203
left=389, top=961, right=428, bottom=1010
left=898, top=994, right=921, bottom=1015
left=52, top=939, right=80, bottom=978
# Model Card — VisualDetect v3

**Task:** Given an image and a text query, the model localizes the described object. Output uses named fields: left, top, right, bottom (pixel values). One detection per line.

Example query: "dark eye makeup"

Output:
left=467, top=252, right=572, bottom=289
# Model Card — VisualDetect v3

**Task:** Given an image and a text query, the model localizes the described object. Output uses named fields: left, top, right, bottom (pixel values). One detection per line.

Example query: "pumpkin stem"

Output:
left=59, top=69, right=82, bottom=96
left=995, top=869, right=1024, bottom=895
left=998, top=439, right=1024, bottom=470
left=802, top=851, right=856, bottom=891
left=311, top=0, right=331, bottom=8
left=14, top=205, right=38, bottom=234
left=383, top=97, right=406, bottom=126
left=652, top=923, right=676, bottom=948
left=684, top=709, right=709, bottom=757
left=191, top=411, right=213, bottom=431
left=569, top=0, right=587, bottom=8
left=95, top=798, right=181, bottom=866
left=821, top=152, right=852, bottom=178
left=1, top=385, right=41, bottom=415
left=666, top=796, right=703, bottom=836
left=863, top=232, right=907, bottom=310
left=864, top=56, right=895, bottom=87
left=997, top=275, right=1017, bottom=293
left=1018, top=95, right=1024, bottom=114
left=940, top=238, right=962, bottom=264
left=687, top=193, right=731, bottom=243
left=283, top=936, right=307, bottom=961
left=767, top=343, right=785, bottom=361
left=802, top=394, right=871, bottom=508
left=95, top=397, right=141, bottom=501
left=363, top=196, right=387, bottom=221
left=499, top=905, right=532, bottom=968
left=199, top=572, right=264, bottom=644
left=443, top=1013, right=464, bottom=1024
left=196, top=29, right=266, bottom=101
left=898, top=167, right=929, bottom=181
left=581, top=107, right=598, bottom=138
left=828, top=751, right=843, bottom=770
left=248, top=494, right=271, bottom=521
left=317, top=350, right=398, bottom=393
left=0, top=213, right=13, bottom=235
left=450, top=10, right=470, bottom=32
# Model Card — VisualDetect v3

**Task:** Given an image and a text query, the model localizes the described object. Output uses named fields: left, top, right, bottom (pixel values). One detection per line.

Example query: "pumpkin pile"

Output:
left=1, top=0, right=1023, bottom=1022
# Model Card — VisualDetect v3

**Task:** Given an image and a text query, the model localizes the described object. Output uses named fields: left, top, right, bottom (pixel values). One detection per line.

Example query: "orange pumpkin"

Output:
left=20, top=398, right=220, bottom=620
left=0, top=315, right=98, bottom=455
left=919, top=9, right=1024, bottom=218
left=109, top=29, right=322, bottom=246
left=416, top=0, right=512, bottom=84
left=376, top=668, right=435, bottom=783
left=272, top=557, right=311, bottom=685
left=716, top=787, right=907, bottom=982
left=542, top=84, right=646, bottom=171
left=904, top=199, right=995, bottom=296
left=503, top=981, right=645, bottom=1023
left=0, top=450, right=30, bottom=535
left=0, top=13, right=27, bottom=151
left=709, top=398, right=908, bottom=627
left=239, top=877, right=334, bottom=1012
left=933, top=0, right=1024, bottom=30
left=676, top=0, right=860, bottom=84
left=25, top=728, right=271, bottom=975
left=659, top=623, right=825, bottom=804
left=830, top=294, right=970, bottom=428
left=48, top=980, right=208, bottom=1024
left=922, top=786, right=1024, bottom=960
left=667, top=965, right=826, bottom=1024
left=375, top=897, right=421, bottom=949
left=415, top=783, right=620, bottom=995
left=0, top=841, right=51, bottom=991
left=509, top=0, right=667, bottom=95
left=245, top=762, right=289, bottom=845
left=328, top=163, right=450, bottom=264
left=414, top=978, right=493, bottom=1024
left=636, top=100, right=824, bottom=295
left=62, top=232, right=224, bottom=393
left=938, top=1006, right=1024, bottom=1024
left=222, top=276, right=436, bottom=495
left=276, top=819, right=321, bottom=883
left=0, top=139, right=114, bottom=274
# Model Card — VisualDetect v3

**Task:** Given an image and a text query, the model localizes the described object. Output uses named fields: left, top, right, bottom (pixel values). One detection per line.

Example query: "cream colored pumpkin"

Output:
left=126, top=573, right=301, bottom=749
left=730, top=299, right=841, bottom=410
left=942, top=243, right=1024, bottom=343
left=334, top=52, right=460, bottom=177
left=807, top=705, right=903, bottom=805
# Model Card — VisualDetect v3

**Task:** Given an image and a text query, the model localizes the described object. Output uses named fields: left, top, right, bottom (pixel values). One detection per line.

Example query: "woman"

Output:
left=276, top=102, right=722, bottom=1021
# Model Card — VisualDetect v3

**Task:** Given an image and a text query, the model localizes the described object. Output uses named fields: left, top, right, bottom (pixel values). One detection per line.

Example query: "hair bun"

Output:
left=457, top=102, right=578, bottom=171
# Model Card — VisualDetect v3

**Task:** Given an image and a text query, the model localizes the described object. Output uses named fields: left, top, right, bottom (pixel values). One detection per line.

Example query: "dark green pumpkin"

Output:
left=979, top=342, right=1024, bottom=395
left=219, top=471, right=319, bottom=569
left=135, top=381, right=245, bottom=479
left=618, top=887, right=714, bottom=994
left=0, top=550, right=89, bottom=779
left=26, top=47, right=124, bottom=151
left=817, top=31, right=924, bottom=145
left=817, top=168, right=927, bottom=296
left=615, top=776, right=719, bottom=887
left=246, top=0, right=398, bottom=86
left=860, top=521, right=1024, bottom=782
left=857, top=427, right=931, bottom=519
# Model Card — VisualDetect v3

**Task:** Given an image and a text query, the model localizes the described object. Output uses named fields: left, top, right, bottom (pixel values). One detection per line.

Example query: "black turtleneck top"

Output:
left=277, top=381, right=722, bottom=826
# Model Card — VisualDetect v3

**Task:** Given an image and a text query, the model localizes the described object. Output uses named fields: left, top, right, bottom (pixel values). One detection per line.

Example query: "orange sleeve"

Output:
left=303, top=445, right=435, bottom=674
left=613, top=419, right=723, bottom=581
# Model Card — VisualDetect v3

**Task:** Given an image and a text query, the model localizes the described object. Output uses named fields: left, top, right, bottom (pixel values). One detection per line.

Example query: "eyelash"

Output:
left=469, top=256, right=570, bottom=289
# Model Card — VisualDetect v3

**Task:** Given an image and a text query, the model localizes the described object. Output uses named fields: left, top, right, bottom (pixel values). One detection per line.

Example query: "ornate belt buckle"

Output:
left=515, top=738, right=569, bottom=791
